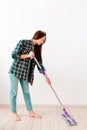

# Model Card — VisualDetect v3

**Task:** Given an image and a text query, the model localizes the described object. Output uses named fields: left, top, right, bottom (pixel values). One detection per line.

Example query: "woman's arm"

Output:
left=20, top=51, right=35, bottom=59
left=12, top=40, right=35, bottom=60
left=12, top=40, right=22, bottom=60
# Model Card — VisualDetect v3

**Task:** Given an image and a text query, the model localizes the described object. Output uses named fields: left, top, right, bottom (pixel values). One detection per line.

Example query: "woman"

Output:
left=9, top=30, right=51, bottom=121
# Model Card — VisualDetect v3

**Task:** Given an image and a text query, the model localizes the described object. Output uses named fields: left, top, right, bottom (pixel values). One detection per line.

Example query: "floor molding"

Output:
left=0, top=104, right=87, bottom=107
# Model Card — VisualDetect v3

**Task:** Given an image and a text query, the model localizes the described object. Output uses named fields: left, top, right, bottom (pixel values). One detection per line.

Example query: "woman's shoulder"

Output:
left=18, top=39, right=32, bottom=46
left=19, top=39, right=31, bottom=43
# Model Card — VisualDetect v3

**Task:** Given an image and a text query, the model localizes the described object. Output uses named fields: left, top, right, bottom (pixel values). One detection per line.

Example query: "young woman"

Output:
left=9, top=30, right=51, bottom=121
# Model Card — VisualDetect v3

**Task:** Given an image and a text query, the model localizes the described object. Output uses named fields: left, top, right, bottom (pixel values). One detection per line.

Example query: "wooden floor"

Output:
left=0, top=105, right=87, bottom=130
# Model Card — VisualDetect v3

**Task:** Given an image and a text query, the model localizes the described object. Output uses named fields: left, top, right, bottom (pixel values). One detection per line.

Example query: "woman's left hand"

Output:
left=46, top=78, right=51, bottom=85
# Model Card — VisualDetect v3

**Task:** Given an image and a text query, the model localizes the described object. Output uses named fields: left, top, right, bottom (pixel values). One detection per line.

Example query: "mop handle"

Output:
left=49, top=84, right=64, bottom=108
left=34, top=57, right=64, bottom=108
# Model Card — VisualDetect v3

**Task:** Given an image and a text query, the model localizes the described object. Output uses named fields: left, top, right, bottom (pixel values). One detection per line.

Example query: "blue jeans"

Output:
left=9, top=73, right=33, bottom=112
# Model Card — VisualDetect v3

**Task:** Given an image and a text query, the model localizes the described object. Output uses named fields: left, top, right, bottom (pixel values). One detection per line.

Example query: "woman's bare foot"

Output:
left=29, top=110, right=41, bottom=119
left=13, top=113, right=21, bottom=121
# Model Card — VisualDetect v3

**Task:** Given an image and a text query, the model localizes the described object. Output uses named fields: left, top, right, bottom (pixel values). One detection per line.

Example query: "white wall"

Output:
left=0, top=0, right=87, bottom=105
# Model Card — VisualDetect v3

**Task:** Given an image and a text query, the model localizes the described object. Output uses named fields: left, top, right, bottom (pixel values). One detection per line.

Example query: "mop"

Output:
left=34, top=57, right=77, bottom=126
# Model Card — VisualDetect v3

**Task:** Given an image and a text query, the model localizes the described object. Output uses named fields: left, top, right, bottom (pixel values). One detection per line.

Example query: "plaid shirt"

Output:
left=9, top=40, right=37, bottom=85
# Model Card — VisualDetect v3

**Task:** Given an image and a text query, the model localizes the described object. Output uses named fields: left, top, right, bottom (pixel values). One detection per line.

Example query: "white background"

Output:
left=0, top=0, right=87, bottom=105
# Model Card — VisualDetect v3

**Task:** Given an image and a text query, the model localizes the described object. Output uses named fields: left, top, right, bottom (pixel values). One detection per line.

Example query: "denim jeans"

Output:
left=9, top=73, right=33, bottom=112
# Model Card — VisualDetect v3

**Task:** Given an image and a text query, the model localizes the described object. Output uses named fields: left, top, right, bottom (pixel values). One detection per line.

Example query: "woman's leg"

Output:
left=9, top=74, right=21, bottom=121
left=20, top=80, right=41, bottom=118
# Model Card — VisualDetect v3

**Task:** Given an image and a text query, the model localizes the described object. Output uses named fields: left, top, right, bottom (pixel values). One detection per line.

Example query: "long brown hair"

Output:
left=32, top=30, right=46, bottom=63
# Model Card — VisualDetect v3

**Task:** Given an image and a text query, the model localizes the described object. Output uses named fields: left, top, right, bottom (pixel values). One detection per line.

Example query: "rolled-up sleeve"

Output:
left=37, top=62, right=46, bottom=73
left=12, top=40, right=22, bottom=60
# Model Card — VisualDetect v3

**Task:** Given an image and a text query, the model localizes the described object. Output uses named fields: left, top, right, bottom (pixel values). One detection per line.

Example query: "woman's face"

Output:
left=36, top=36, right=46, bottom=45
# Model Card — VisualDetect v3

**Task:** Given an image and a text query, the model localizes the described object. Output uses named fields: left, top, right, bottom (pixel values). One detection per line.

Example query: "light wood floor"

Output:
left=0, top=105, right=87, bottom=130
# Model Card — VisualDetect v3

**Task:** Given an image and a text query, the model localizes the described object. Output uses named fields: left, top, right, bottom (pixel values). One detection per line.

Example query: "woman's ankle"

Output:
left=28, top=110, right=41, bottom=118
left=28, top=110, right=33, bottom=114
left=12, top=112, right=21, bottom=121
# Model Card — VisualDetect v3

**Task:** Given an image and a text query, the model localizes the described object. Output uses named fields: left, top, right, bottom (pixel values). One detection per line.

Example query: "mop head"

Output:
left=62, top=108, right=77, bottom=126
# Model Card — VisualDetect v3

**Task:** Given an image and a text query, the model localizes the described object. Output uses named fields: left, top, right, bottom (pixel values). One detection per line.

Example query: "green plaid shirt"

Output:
left=9, top=40, right=36, bottom=85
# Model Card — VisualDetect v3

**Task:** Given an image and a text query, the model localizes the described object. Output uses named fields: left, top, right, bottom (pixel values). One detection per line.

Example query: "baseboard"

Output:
left=0, top=104, right=87, bottom=107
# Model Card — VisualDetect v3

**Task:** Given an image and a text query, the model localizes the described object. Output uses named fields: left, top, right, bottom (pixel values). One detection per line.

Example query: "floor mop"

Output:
left=34, top=57, right=77, bottom=126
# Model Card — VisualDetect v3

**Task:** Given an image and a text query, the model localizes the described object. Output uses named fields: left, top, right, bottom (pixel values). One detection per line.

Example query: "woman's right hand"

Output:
left=28, top=51, right=35, bottom=58
left=21, top=51, right=35, bottom=59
